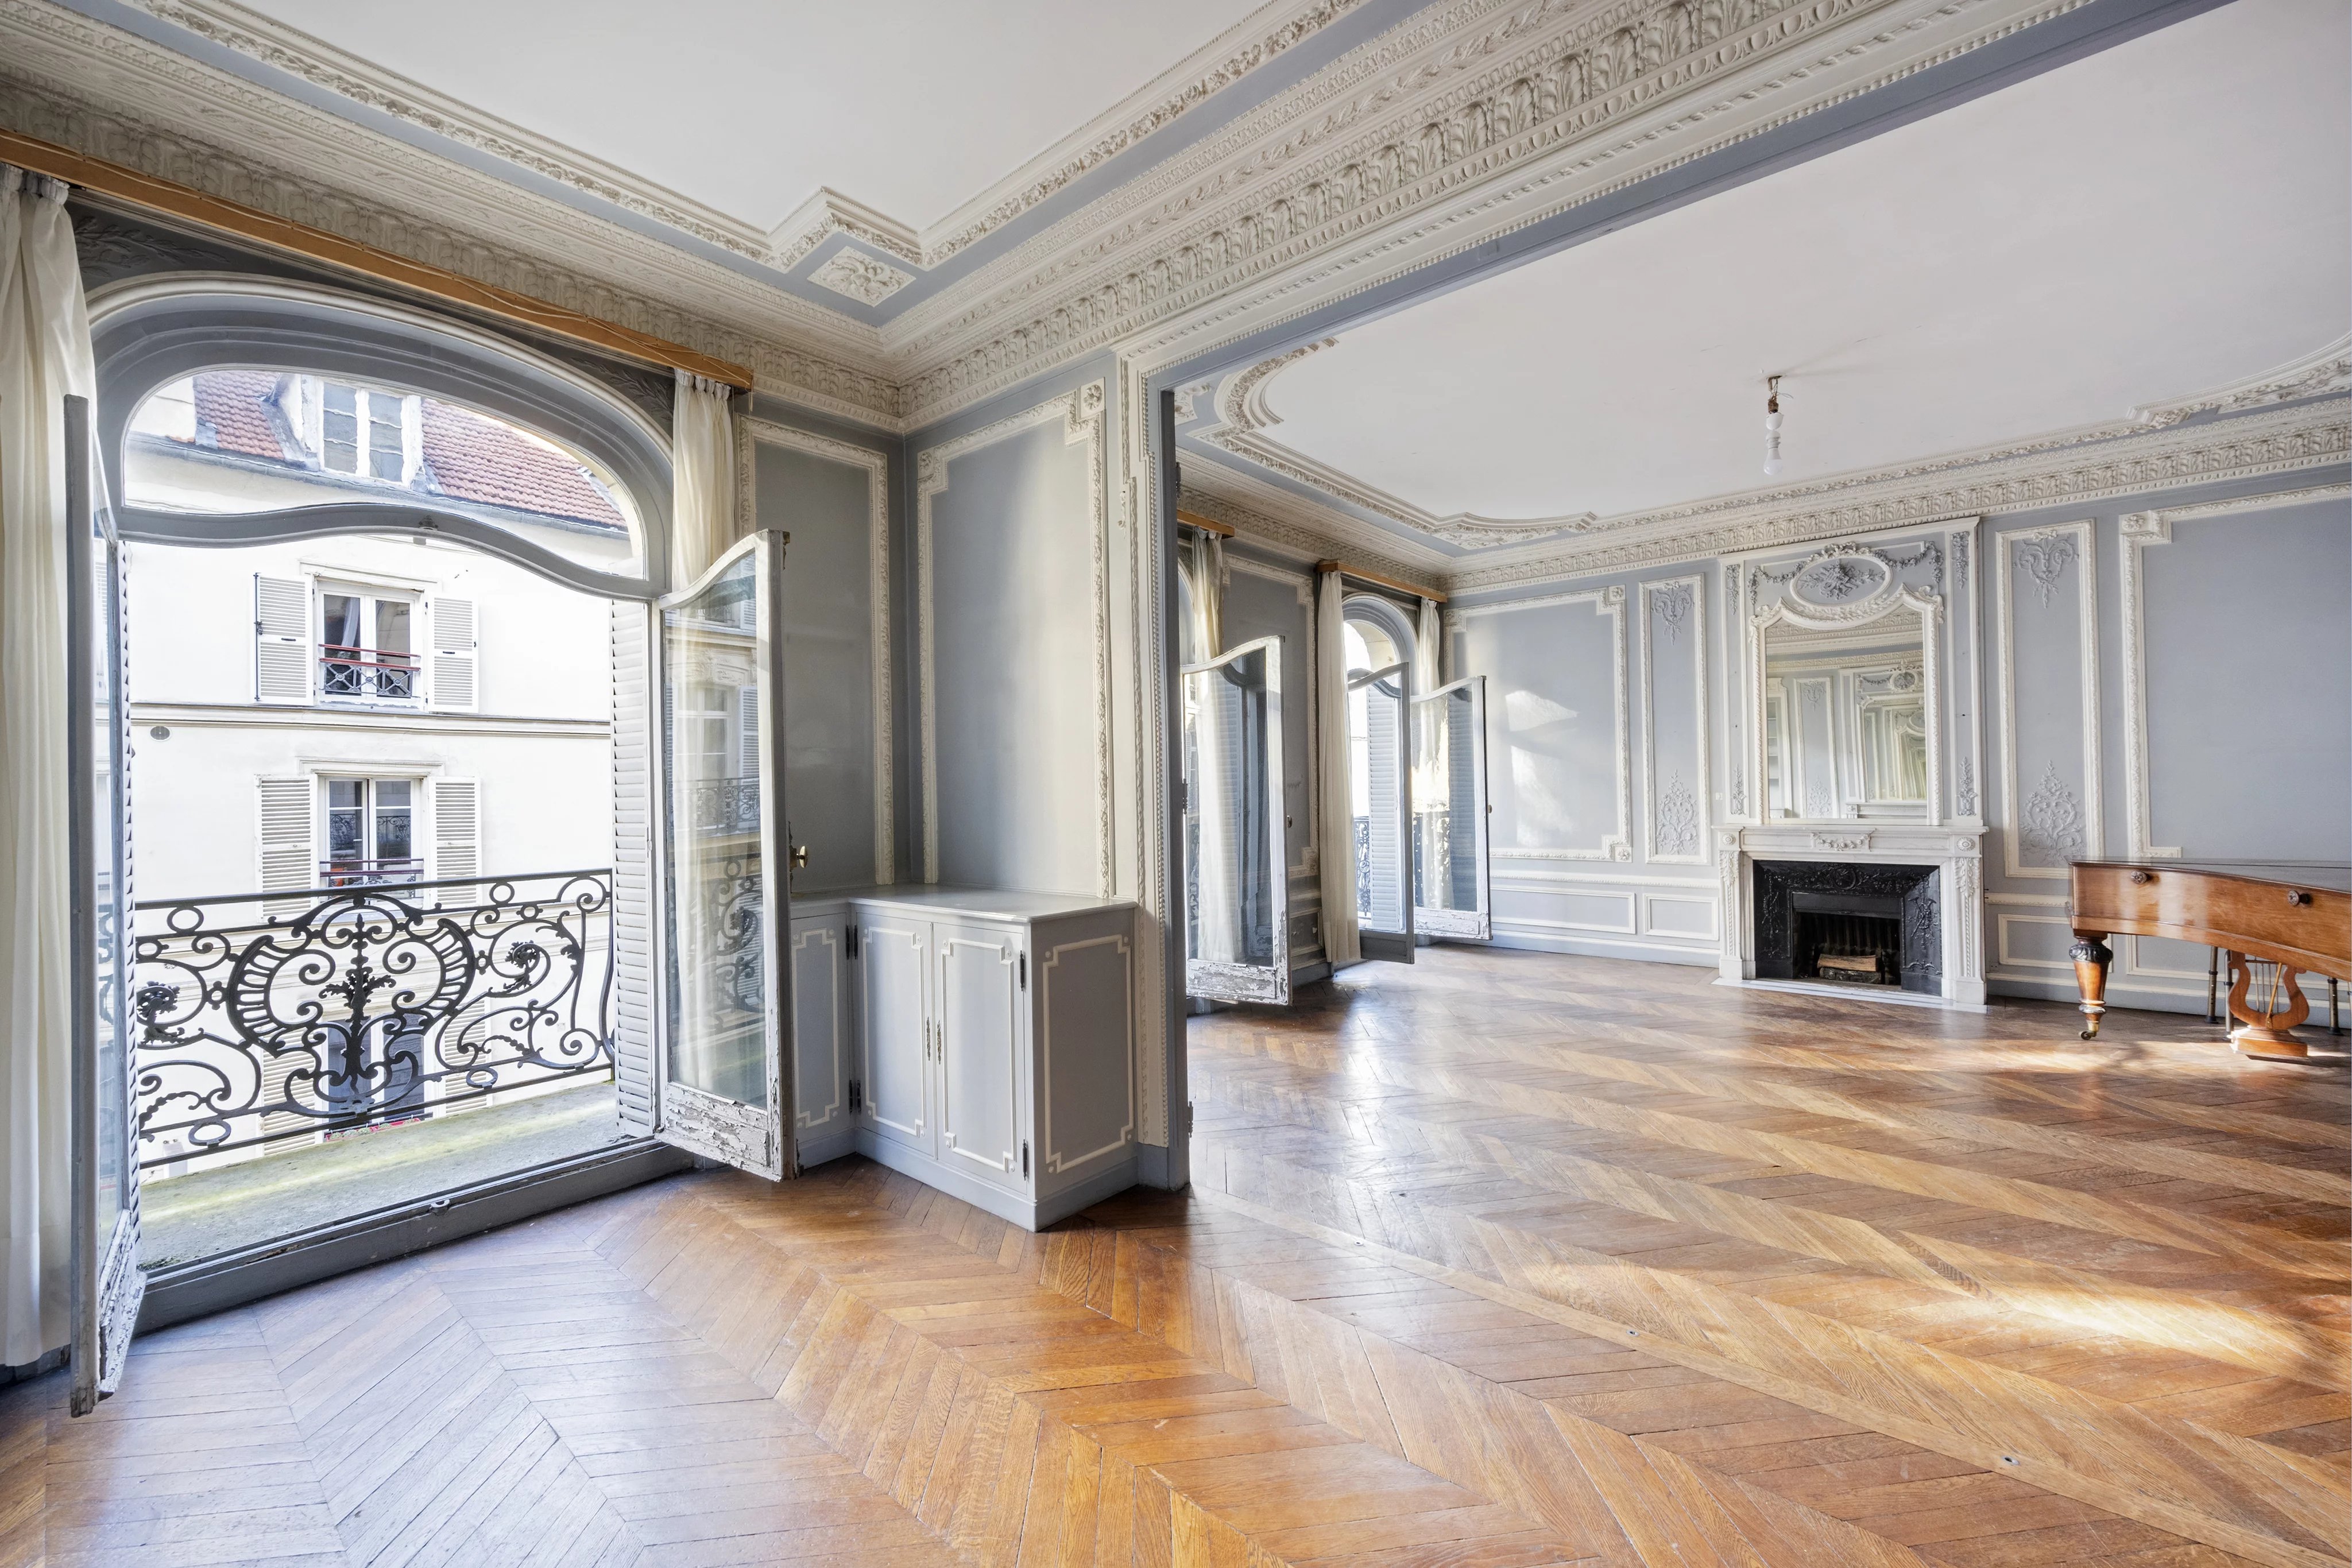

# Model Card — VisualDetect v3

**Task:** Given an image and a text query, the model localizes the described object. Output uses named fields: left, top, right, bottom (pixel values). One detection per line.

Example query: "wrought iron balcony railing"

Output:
left=688, top=777, right=760, bottom=835
left=319, top=642, right=419, bottom=701
left=131, top=868, right=614, bottom=1172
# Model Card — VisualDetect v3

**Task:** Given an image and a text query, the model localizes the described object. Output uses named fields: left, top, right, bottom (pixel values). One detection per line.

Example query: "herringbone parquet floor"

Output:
left=4, top=946, right=2344, bottom=1567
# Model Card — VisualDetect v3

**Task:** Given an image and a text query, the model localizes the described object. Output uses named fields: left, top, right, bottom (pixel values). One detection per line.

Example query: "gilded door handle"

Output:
left=790, top=843, right=810, bottom=870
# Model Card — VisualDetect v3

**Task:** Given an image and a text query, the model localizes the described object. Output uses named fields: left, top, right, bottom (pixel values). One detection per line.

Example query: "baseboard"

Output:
left=794, top=1126, right=857, bottom=1168
left=138, top=1140, right=693, bottom=1333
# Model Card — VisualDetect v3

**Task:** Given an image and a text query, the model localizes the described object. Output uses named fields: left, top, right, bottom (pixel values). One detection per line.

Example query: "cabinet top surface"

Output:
left=791, top=885, right=1135, bottom=922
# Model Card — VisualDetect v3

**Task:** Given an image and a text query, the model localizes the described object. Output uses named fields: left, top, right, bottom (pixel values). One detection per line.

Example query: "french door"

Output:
left=1352, top=659, right=1415, bottom=963
left=1412, top=676, right=1493, bottom=940
left=652, top=531, right=794, bottom=1179
left=67, top=396, right=144, bottom=1412
left=1182, top=635, right=1290, bottom=1004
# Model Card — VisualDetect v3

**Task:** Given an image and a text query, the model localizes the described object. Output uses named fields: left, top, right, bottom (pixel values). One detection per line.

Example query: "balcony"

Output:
left=132, top=866, right=621, bottom=1265
left=319, top=641, right=419, bottom=702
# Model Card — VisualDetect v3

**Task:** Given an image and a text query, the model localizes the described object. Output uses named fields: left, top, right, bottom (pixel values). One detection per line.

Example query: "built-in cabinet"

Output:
left=788, top=886, right=1138, bottom=1229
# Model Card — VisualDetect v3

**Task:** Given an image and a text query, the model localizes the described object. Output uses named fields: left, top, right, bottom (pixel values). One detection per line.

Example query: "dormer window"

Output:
left=296, top=377, right=419, bottom=485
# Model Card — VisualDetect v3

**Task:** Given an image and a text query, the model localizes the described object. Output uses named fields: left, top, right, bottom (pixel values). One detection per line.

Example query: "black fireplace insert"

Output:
left=1753, top=860, right=1940, bottom=995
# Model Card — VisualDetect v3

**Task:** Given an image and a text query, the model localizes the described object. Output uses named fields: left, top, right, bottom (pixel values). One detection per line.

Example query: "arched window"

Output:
left=1342, top=595, right=1415, bottom=943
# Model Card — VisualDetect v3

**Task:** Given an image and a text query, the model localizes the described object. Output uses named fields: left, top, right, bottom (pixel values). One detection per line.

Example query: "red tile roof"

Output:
left=180, top=370, right=628, bottom=531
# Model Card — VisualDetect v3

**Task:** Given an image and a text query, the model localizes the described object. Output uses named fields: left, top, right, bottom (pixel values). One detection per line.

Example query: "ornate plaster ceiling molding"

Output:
left=2130, top=334, right=2351, bottom=429
left=1192, top=339, right=1595, bottom=548
left=807, top=246, right=918, bottom=308
left=114, top=0, right=1369, bottom=279
left=1177, top=456, right=1450, bottom=584
left=0, top=0, right=903, bottom=425
left=895, top=0, right=2078, bottom=423
left=1449, top=397, right=2351, bottom=592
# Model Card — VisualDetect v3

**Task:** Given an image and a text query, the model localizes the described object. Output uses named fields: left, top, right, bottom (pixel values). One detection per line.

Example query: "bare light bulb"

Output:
left=1761, top=375, right=1784, bottom=476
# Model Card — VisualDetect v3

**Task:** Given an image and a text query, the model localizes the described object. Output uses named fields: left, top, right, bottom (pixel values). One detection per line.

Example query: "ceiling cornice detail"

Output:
left=893, top=0, right=2080, bottom=423
left=1192, top=337, right=1597, bottom=548
left=0, top=0, right=903, bottom=424
left=1448, top=398, right=2351, bottom=592
left=2130, top=335, right=2350, bottom=429
left=1176, top=480, right=1447, bottom=592
left=113, top=0, right=1372, bottom=277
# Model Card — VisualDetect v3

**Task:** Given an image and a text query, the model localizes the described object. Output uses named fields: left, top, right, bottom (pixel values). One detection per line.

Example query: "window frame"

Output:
left=314, top=578, right=424, bottom=707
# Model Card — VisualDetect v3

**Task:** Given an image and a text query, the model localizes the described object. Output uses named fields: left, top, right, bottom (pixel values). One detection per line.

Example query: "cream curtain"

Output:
left=670, top=369, right=737, bottom=589
left=1314, top=568, right=1360, bottom=968
left=1, top=168, right=94, bottom=1367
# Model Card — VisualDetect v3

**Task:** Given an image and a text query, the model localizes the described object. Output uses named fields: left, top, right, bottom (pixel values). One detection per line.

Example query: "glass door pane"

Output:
left=655, top=532, right=791, bottom=1178
left=1413, top=676, right=1492, bottom=941
left=1352, top=660, right=1415, bottom=961
left=1183, top=636, right=1289, bottom=1005
left=68, top=396, right=143, bottom=1414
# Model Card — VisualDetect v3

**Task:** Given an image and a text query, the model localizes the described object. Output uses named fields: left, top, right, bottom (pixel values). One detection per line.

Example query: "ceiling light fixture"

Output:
left=1762, top=374, right=1785, bottom=477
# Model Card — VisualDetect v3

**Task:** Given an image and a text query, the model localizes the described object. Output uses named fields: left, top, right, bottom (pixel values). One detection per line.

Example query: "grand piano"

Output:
left=2070, top=861, right=2351, bottom=1059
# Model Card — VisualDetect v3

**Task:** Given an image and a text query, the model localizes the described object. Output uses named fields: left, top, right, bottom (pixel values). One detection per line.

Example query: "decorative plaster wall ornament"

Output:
left=1762, top=375, right=1785, bottom=476
left=2020, top=761, right=2086, bottom=866
left=1653, top=581, right=1693, bottom=642
left=806, top=246, right=916, bottom=307
left=1810, top=830, right=1871, bottom=852
left=2011, top=531, right=2078, bottom=608
left=1655, top=772, right=1699, bottom=858
left=1956, top=754, right=1976, bottom=818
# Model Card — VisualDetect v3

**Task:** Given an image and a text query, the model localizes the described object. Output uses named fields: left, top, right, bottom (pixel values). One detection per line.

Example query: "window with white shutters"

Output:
left=431, top=777, right=480, bottom=892
left=253, top=576, right=311, bottom=704
left=255, top=776, right=315, bottom=915
left=428, top=597, right=479, bottom=711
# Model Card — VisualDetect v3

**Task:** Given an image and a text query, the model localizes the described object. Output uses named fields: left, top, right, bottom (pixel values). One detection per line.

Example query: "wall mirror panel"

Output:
left=1413, top=676, right=1491, bottom=939
left=1183, top=635, right=1290, bottom=1004
left=1762, top=621, right=1931, bottom=820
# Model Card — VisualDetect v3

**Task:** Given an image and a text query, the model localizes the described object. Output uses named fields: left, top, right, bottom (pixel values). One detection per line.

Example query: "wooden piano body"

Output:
left=2069, top=861, right=2351, bottom=1058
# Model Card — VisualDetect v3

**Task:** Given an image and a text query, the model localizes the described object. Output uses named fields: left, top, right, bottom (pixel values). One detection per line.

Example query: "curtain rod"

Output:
left=1, top=128, right=757, bottom=393
left=1173, top=508, right=1236, bottom=537
left=1317, top=558, right=1446, bottom=603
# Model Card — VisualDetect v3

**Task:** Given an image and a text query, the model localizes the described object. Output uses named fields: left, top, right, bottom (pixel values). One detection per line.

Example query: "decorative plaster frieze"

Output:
left=2131, top=335, right=2351, bottom=428
left=1194, top=340, right=1592, bottom=548
left=898, top=0, right=2087, bottom=423
left=807, top=246, right=918, bottom=307
left=1176, top=482, right=1449, bottom=597
left=108, top=0, right=1370, bottom=279
left=1452, top=399, right=2351, bottom=591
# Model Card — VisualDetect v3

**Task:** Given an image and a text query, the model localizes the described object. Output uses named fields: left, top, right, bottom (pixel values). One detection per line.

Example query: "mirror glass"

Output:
left=1184, top=638, right=1283, bottom=977
left=1761, top=617, right=1928, bottom=820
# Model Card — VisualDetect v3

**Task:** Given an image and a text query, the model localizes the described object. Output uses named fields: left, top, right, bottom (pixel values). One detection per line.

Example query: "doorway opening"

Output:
left=1343, top=599, right=1414, bottom=961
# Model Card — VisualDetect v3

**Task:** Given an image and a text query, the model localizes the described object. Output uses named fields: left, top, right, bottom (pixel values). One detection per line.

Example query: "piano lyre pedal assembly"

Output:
left=2069, top=862, right=2351, bottom=1061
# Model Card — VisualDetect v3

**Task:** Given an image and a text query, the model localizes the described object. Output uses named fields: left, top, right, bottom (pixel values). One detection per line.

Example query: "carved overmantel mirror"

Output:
left=1746, top=541, right=1945, bottom=827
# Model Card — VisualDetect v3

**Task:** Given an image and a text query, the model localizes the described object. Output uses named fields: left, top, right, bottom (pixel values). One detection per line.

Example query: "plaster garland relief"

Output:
left=806, top=247, right=918, bottom=308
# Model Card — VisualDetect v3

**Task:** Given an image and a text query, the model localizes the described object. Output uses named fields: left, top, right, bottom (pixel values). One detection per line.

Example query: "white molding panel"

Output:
left=1638, top=574, right=1709, bottom=865
left=1455, top=584, right=1630, bottom=862
left=1993, top=519, right=2101, bottom=881
left=738, top=416, right=896, bottom=884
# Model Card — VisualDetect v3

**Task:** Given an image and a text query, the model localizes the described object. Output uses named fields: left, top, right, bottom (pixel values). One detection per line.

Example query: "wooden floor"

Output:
left=5, top=946, right=2345, bottom=1567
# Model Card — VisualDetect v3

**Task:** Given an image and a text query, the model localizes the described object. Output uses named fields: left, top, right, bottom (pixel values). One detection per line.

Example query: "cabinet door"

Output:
left=858, top=914, right=933, bottom=1155
left=934, top=922, right=1026, bottom=1192
left=788, top=913, right=850, bottom=1155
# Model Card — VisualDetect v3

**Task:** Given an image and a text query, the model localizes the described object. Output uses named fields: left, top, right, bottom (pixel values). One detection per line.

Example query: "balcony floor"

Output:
left=140, top=1079, right=624, bottom=1269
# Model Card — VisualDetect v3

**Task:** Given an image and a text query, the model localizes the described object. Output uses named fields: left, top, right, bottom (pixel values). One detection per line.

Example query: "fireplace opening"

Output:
left=1795, top=897, right=1903, bottom=986
left=1752, top=861, right=1941, bottom=995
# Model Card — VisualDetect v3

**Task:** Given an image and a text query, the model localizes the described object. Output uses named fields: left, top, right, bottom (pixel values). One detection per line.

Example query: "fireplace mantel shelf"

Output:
left=1716, top=822, right=1989, bottom=1008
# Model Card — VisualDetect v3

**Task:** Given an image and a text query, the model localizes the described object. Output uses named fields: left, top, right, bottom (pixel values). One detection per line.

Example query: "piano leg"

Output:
left=2071, top=934, right=2113, bottom=1040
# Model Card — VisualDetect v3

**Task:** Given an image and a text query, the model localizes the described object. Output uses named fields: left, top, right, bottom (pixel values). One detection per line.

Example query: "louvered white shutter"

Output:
left=256, top=777, right=315, bottom=915
left=254, top=576, right=310, bottom=705
left=609, top=601, right=655, bottom=1136
left=738, top=683, right=759, bottom=777
left=430, top=598, right=479, bottom=712
left=431, top=778, right=479, bottom=893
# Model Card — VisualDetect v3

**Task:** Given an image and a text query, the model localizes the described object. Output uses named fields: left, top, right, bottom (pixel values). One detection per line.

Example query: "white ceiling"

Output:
left=1256, top=0, right=2349, bottom=526
left=238, top=0, right=1271, bottom=234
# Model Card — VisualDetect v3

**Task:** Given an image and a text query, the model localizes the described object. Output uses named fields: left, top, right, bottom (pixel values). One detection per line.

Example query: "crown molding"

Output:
left=1178, top=462, right=1450, bottom=590
left=1448, top=397, right=2351, bottom=593
left=0, top=0, right=905, bottom=425
left=1191, top=337, right=1595, bottom=548
left=2129, top=334, right=2350, bottom=429
left=110, top=0, right=1371, bottom=281
left=894, top=0, right=2086, bottom=423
